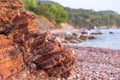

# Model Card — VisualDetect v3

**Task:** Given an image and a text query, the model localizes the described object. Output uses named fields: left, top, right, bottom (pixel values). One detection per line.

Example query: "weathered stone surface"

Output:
left=0, top=0, right=76, bottom=79
left=52, top=32, right=82, bottom=43
left=0, top=0, right=23, bottom=34
left=0, top=1, right=25, bottom=80
left=0, top=51, right=25, bottom=80
left=34, top=49, right=73, bottom=69
left=0, top=35, right=13, bottom=46
left=80, top=35, right=89, bottom=40
left=30, top=33, right=76, bottom=78
left=44, top=56, right=76, bottom=77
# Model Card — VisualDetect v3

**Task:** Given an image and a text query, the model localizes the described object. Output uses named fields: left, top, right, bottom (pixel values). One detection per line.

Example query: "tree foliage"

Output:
left=22, top=0, right=68, bottom=28
left=65, top=8, right=120, bottom=28
left=47, top=4, right=68, bottom=23
left=22, top=0, right=120, bottom=28
left=22, top=0, right=37, bottom=11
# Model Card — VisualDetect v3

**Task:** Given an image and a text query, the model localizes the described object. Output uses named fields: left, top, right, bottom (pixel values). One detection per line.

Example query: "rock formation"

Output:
left=0, top=0, right=23, bottom=34
left=0, top=1, right=25, bottom=80
left=31, top=34, right=77, bottom=78
left=0, top=0, right=76, bottom=80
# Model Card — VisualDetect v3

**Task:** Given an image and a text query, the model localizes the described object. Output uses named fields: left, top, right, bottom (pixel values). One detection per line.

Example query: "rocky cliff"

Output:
left=0, top=0, right=76, bottom=80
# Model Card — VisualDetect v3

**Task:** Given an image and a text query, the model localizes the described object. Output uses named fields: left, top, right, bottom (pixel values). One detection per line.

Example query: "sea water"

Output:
left=78, top=29, right=120, bottom=49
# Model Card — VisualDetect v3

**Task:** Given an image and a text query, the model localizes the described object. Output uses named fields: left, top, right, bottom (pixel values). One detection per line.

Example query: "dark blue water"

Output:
left=78, top=29, right=120, bottom=49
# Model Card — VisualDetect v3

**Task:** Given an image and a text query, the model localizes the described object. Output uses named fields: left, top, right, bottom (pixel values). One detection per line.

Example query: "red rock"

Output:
left=31, top=34, right=76, bottom=78
left=34, top=49, right=73, bottom=69
left=0, top=0, right=76, bottom=79
left=45, top=57, right=76, bottom=77
left=81, top=31, right=88, bottom=34
left=80, top=35, right=89, bottom=40
left=88, top=35, right=96, bottom=39
left=0, top=0, right=23, bottom=34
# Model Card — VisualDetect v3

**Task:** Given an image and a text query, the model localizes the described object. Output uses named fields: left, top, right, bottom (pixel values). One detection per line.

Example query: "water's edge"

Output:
left=78, top=29, right=120, bottom=49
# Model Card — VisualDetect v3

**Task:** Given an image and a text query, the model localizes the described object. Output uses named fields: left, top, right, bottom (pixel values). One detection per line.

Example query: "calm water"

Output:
left=78, top=29, right=120, bottom=49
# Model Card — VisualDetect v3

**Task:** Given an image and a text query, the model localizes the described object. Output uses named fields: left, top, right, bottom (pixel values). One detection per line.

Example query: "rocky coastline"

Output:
left=51, top=28, right=101, bottom=44
left=14, top=45, right=120, bottom=80
left=0, top=0, right=120, bottom=80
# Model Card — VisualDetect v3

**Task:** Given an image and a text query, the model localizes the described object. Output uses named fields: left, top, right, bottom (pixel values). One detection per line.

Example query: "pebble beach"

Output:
left=65, top=44, right=120, bottom=80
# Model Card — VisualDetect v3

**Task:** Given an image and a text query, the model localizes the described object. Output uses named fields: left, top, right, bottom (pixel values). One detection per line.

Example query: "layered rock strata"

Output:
left=31, top=34, right=77, bottom=78
left=0, top=0, right=76, bottom=79
left=0, top=1, right=25, bottom=80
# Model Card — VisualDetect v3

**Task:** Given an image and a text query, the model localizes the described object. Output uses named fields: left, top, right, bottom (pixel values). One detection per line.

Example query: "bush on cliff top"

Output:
left=21, top=0, right=68, bottom=28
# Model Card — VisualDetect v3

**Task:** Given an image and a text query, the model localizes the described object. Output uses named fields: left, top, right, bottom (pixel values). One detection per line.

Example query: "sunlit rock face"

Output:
left=0, top=1, right=25, bottom=80
left=0, top=0, right=76, bottom=79
left=30, top=32, right=77, bottom=78
left=0, top=0, right=23, bottom=34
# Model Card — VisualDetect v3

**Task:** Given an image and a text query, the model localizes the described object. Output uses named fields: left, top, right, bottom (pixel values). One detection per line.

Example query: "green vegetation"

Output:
left=22, top=0, right=120, bottom=29
left=22, top=0, right=68, bottom=28
left=21, top=0, right=37, bottom=11
left=65, top=8, right=120, bottom=28
left=35, top=3, right=68, bottom=24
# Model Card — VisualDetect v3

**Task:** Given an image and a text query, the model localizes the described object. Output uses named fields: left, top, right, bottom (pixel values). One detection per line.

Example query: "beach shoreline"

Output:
left=10, top=44, right=120, bottom=80
left=65, top=44, right=120, bottom=80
